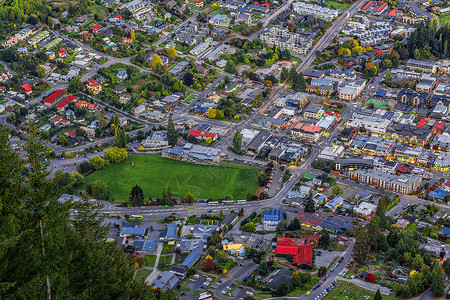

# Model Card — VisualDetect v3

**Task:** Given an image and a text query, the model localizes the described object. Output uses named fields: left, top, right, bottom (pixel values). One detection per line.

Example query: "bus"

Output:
left=237, top=200, right=247, bottom=204
left=208, top=201, right=219, bottom=206
left=199, top=293, right=212, bottom=300
left=131, top=215, right=143, bottom=220
left=222, top=200, right=234, bottom=205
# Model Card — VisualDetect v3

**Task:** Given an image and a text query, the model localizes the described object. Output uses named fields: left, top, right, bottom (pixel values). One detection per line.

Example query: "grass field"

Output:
left=134, top=269, right=151, bottom=282
left=84, top=155, right=260, bottom=201
left=144, top=255, right=157, bottom=267
left=323, top=281, right=397, bottom=300
left=324, top=0, right=351, bottom=10
left=88, top=5, right=108, bottom=20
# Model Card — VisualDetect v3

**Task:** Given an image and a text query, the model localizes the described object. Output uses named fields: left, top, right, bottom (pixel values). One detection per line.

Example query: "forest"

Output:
left=406, top=19, right=450, bottom=60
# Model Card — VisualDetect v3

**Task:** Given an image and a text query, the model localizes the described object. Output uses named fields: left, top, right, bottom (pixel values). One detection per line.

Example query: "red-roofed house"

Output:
left=56, top=95, right=77, bottom=112
left=293, top=245, right=314, bottom=267
left=91, top=25, right=101, bottom=32
left=122, top=37, right=133, bottom=44
left=51, top=115, right=63, bottom=124
left=87, top=80, right=102, bottom=95
left=44, top=90, right=67, bottom=107
left=297, top=212, right=324, bottom=226
left=188, top=129, right=217, bottom=141
left=262, top=2, right=270, bottom=7
left=59, top=119, right=70, bottom=126
left=116, top=14, right=122, bottom=18
left=195, top=0, right=204, bottom=7
left=0, top=86, right=6, bottom=93
left=65, top=129, right=76, bottom=137
left=20, top=84, right=32, bottom=95
left=58, top=48, right=68, bottom=57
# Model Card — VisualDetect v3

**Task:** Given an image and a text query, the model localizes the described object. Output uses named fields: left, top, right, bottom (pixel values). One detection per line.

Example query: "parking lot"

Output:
left=314, top=250, right=343, bottom=268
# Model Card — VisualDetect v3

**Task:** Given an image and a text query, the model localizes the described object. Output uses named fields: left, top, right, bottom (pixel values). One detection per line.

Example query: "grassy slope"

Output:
left=85, top=155, right=259, bottom=201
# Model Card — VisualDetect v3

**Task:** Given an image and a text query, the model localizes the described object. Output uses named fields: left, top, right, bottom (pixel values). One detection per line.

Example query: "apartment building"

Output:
left=349, top=169, right=421, bottom=194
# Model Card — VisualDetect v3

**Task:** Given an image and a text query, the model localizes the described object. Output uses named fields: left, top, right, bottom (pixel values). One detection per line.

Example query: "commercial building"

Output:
left=349, top=169, right=421, bottom=194
left=263, top=209, right=284, bottom=230
left=406, top=59, right=437, bottom=73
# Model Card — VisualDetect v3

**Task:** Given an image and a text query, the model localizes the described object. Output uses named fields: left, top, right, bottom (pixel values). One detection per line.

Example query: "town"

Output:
left=1, top=0, right=450, bottom=299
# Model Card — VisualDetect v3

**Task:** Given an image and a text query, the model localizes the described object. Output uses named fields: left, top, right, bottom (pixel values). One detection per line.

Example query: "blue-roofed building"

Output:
left=151, top=271, right=180, bottom=290
left=133, top=239, right=157, bottom=252
left=441, top=227, right=450, bottom=238
left=161, top=145, right=184, bottom=159
left=428, top=188, right=450, bottom=200
left=120, top=226, right=149, bottom=237
left=324, top=196, right=344, bottom=212
left=160, top=223, right=177, bottom=239
left=263, top=209, right=284, bottom=230
left=182, top=251, right=202, bottom=267
left=117, top=70, right=128, bottom=81
left=311, top=78, right=333, bottom=87
left=318, top=216, right=354, bottom=233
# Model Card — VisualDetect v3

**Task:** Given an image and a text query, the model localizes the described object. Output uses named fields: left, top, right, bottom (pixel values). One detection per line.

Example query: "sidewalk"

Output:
left=145, top=242, right=163, bottom=284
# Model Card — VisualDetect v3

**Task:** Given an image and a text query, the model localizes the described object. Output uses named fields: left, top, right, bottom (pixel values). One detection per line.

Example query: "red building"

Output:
left=20, top=84, right=32, bottom=95
left=44, top=90, right=67, bottom=107
left=275, top=236, right=320, bottom=268
left=188, top=129, right=217, bottom=141
left=56, top=95, right=77, bottom=112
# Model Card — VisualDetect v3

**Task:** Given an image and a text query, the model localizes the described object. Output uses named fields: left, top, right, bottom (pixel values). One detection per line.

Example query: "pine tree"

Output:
left=373, top=289, right=382, bottom=300
left=232, top=129, right=242, bottom=154
left=304, top=196, right=315, bottom=213
left=130, top=185, right=144, bottom=206
left=167, top=115, right=178, bottom=146
left=430, top=262, right=445, bottom=297
left=375, top=201, right=387, bottom=229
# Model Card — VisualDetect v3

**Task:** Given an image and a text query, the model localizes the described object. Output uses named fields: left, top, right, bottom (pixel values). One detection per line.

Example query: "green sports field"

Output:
left=85, top=154, right=260, bottom=202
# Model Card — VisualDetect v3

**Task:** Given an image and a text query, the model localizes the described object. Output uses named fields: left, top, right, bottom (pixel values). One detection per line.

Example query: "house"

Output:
left=354, top=202, right=377, bottom=219
left=87, top=80, right=102, bottom=95
left=188, top=129, right=217, bottom=141
left=318, top=216, right=354, bottom=233
left=114, top=85, right=127, bottom=94
left=65, top=129, right=76, bottom=137
left=182, top=251, right=202, bottom=268
left=117, top=70, right=128, bottom=81
left=265, top=268, right=293, bottom=291
left=151, top=271, right=180, bottom=290
left=275, top=236, right=319, bottom=268
left=160, top=223, right=177, bottom=239
left=195, top=0, right=204, bottom=7
left=20, top=84, right=32, bottom=95
left=263, top=209, right=284, bottom=230
left=324, top=196, right=344, bottom=212
left=222, top=243, right=245, bottom=256
left=133, top=239, right=157, bottom=252
left=246, top=130, right=271, bottom=154
left=44, top=89, right=67, bottom=107
left=119, top=94, right=132, bottom=104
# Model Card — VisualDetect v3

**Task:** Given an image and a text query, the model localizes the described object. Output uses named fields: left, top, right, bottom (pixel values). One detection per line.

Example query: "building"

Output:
left=246, top=130, right=271, bottom=154
left=275, top=235, right=319, bottom=268
left=263, top=209, right=284, bottom=230
left=385, top=123, right=432, bottom=146
left=142, top=131, right=168, bottom=148
left=354, top=202, right=377, bottom=219
left=44, top=90, right=67, bottom=107
left=338, top=80, right=366, bottom=101
left=87, top=80, right=102, bottom=95
left=151, top=271, right=180, bottom=290
left=349, top=169, right=421, bottom=194
left=188, top=129, right=217, bottom=141
left=324, top=196, right=344, bottom=212
left=407, top=59, right=437, bottom=73
left=220, top=212, right=238, bottom=228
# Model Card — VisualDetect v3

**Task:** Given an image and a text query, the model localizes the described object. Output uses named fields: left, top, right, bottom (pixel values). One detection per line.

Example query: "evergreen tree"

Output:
left=130, top=185, right=144, bottom=206
left=115, top=127, right=127, bottom=148
left=373, top=289, right=382, bottom=300
left=232, top=129, right=242, bottom=154
left=354, top=228, right=370, bottom=264
left=304, top=196, right=315, bottom=213
left=430, top=262, right=445, bottom=297
left=167, top=115, right=178, bottom=146
left=375, top=200, right=387, bottom=229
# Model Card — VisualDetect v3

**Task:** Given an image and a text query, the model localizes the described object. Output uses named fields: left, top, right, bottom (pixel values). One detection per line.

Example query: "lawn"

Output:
left=324, top=0, right=350, bottom=10
left=439, top=14, right=450, bottom=26
left=254, top=293, right=272, bottom=300
left=85, top=155, right=260, bottom=201
left=285, top=276, right=320, bottom=297
left=134, top=269, right=151, bottom=282
left=323, top=281, right=397, bottom=300
left=144, top=255, right=157, bottom=267
left=88, top=5, right=108, bottom=20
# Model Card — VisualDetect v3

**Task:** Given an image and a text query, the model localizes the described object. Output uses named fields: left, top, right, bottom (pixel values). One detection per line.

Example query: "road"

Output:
left=297, top=0, right=367, bottom=73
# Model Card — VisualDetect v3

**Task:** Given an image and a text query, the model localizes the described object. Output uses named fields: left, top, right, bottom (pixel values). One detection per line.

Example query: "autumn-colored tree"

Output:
left=168, top=46, right=177, bottom=59
left=205, top=137, right=212, bottom=144
left=202, top=257, right=216, bottom=272
left=338, top=48, right=351, bottom=57
left=366, top=273, right=377, bottom=282
left=151, top=54, right=162, bottom=68
left=207, top=108, right=217, bottom=119
left=130, top=29, right=135, bottom=39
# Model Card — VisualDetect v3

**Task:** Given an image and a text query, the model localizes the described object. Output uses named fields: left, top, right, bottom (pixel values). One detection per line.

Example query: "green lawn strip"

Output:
left=134, top=269, right=151, bottom=282
left=254, top=293, right=272, bottom=300
left=286, top=276, right=320, bottom=297
left=144, top=254, right=157, bottom=267
left=323, top=281, right=396, bottom=300
left=84, top=155, right=259, bottom=201
left=324, top=0, right=351, bottom=10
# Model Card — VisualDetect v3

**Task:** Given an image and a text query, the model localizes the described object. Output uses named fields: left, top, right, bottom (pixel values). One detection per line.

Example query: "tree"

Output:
left=70, top=112, right=75, bottom=123
left=168, top=46, right=177, bottom=59
left=373, top=289, right=382, bottom=300
left=183, top=72, right=194, bottom=86
left=319, top=231, right=330, bottom=249
left=90, top=155, right=108, bottom=170
left=105, top=147, right=128, bottom=163
left=151, top=54, right=162, bottom=67
left=287, top=218, right=301, bottom=230
left=232, top=129, right=242, bottom=154
left=68, top=76, right=82, bottom=94
left=318, top=266, right=327, bottom=277
left=354, top=228, right=370, bottom=264
left=36, top=65, right=46, bottom=77
left=114, top=127, right=127, bottom=148
left=58, top=135, right=68, bottom=145
left=274, top=282, right=289, bottom=297
left=87, top=180, right=110, bottom=199
left=430, top=262, right=444, bottom=297
left=185, top=192, right=195, bottom=203
left=331, top=185, right=343, bottom=197
left=207, top=246, right=216, bottom=257
left=443, top=259, right=450, bottom=276
left=276, top=220, right=287, bottom=231
left=304, top=196, right=315, bottom=213
left=375, top=201, right=387, bottom=229
left=77, top=161, right=92, bottom=174
left=167, top=115, right=178, bottom=146
left=366, top=273, right=377, bottom=282
left=242, top=222, right=256, bottom=232
left=130, top=28, right=135, bottom=39
left=202, top=256, right=216, bottom=272
left=257, top=172, right=268, bottom=186
left=130, top=185, right=144, bottom=206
